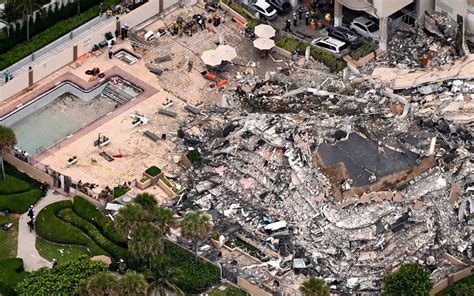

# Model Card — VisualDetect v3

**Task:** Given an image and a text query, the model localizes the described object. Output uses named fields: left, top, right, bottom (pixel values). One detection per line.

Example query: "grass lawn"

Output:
left=36, top=237, right=89, bottom=263
left=208, top=284, right=249, bottom=296
left=0, top=216, right=19, bottom=260
left=0, top=258, right=28, bottom=295
left=438, top=274, right=474, bottom=295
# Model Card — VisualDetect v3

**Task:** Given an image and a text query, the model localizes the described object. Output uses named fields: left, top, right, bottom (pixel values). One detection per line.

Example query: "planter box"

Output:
left=343, top=48, right=381, bottom=68
left=136, top=177, right=152, bottom=190
left=158, top=178, right=177, bottom=198
left=144, top=171, right=163, bottom=185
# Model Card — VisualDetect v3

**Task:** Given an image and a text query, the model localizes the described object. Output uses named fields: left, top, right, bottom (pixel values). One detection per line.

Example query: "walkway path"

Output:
left=17, top=190, right=69, bottom=272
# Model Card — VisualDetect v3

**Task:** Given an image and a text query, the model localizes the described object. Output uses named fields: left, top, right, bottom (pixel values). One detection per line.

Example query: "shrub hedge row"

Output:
left=350, top=42, right=377, bottom=61
left=0, top=189, right=43, bottom=214
left=0, top=175, right=30, bottom=195
left=276, top=38, right=346, bottom=72
left=4, top=162, right=40, bottom=188
left=35, top=201, right=108, bottom=256
left=57, top=208, right=127, bottom=261
left=0, top=0, right=117, bottom=70
left=0, top=258, right=28, bottom=288
left=164, top=241, right=220, bottom=294
left=72, top=196, right=126, bottom=246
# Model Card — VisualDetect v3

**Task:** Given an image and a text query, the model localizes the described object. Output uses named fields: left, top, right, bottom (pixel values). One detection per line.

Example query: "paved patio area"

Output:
left=0, top=5, right=286, bottom=203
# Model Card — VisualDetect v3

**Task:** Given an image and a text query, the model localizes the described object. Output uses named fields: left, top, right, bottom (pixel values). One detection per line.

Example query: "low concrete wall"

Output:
left=5, top=153, right=54, bottom=186
left=430, top=266, right=474, bottom=295
left=237, top=277, right=272, bottom=296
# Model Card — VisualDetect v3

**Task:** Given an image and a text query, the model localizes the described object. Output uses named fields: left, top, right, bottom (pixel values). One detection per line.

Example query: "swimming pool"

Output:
left=2, top=77, right=142, bottom=155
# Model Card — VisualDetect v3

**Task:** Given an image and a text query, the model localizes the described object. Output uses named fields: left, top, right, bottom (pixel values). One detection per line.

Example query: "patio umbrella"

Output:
left=254, top=24, right=276, bottom=39
left=253, top=38, right=275, bottom=50
left=201, top=49, right=222, bottom=66
left=215, top=45, right=237, bottom=61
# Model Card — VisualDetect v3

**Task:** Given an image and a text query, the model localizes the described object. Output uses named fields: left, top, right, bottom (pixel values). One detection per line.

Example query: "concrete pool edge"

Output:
left=10, top=66, right=159, bottom=161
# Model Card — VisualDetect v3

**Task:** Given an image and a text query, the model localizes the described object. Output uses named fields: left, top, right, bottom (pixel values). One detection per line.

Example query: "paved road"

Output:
left=17, top=191, right=69, bottom=272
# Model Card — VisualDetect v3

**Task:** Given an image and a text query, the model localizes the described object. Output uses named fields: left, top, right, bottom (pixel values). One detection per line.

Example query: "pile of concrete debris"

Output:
left=173, top=58, right=473, bottom=293
left=381, top=11, right=461, bottom=69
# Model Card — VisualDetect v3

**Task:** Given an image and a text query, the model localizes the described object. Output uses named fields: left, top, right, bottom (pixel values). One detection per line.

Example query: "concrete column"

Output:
left=416, top=0, right=434, bottom=19
left=289, top=0, right=297, bottom=8
left=73, top=44, right=78, bottom=61
left=159, top=0, right=163, bottom=14
left=334, top=0, right=343, bottom=27
left=28, top=67, right=33, bottom=87
left=379, top=17, right=388, bottom=51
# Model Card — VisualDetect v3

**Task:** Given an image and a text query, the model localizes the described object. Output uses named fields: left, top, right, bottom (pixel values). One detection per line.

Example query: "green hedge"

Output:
left=221, top=0, right=262, bottom=29
left=276, top=38, right=346, bottom=72
left=0, top=0, right=117, bottom=70
left=0, top=258, right=28, bottom=289
left=72, top=196, right=126, bottom=246
left=57, top=208, right=127, bottom=261
left=4, top=162, right=41, bottom=188
left=35, top=201, right=108, bottom=257
left=0, top=175, right=31, bottom=195
left=350, top=42, right=376, bottom=61
left=16, top=255, right=108, bottom=295
left=0, top=189, right=43, bottom=213
left=164, top=241, right=220, bottom=294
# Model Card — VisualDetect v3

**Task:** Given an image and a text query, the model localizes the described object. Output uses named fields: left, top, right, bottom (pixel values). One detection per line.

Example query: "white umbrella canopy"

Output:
left=254, top=24, right=276, bottom=39
left=215, top=45, right=237, bottom=61
left=201, top=50, right=222, bottom=66
left=253, top=38, right=275, bottom=50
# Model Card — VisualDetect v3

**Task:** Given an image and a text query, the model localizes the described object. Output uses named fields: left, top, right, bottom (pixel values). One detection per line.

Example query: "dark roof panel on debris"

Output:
left=317, top=133, right=419, bottom=186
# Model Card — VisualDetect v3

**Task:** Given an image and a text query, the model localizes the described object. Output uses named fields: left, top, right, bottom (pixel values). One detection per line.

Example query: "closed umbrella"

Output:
left=254, top=24, right=276, bottom=39
left=215, top=45, right=237, bottom=61
left=253, top=38, right=275, bottom=50
left=201, top=50, right=222, bottom=66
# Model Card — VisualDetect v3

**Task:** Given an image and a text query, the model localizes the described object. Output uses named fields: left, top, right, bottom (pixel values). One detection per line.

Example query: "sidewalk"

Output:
left=17, top=191, right=69, bottom=272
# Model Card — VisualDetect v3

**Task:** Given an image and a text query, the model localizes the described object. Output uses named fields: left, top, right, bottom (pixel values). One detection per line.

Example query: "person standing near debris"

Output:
left=121, top=26, right=125, bottom=40
left=293, top=12, right=298, bottom=27
left=298, top=6, right=303, bottom=21
left=108, top=45, right=113, bottom=59
left=124, top=23, right=129, bottom=38
left=27, top=217, right=34, bottom=233
left=305, top=11, right=310, bottom=26
left=284, top=19, right=292, bottom=32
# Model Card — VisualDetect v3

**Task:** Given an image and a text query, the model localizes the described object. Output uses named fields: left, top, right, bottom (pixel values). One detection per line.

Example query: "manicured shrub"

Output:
left=0, top=189, right=43, bottom=213
left=0, top=175, right=30, bottom=195
left=350, top=42, right=377, bottom=61
left=0, top=258, right=28, bottom=288
left=187, top=150, right=201, bottom=163
left=16, top=255, right=108, bottom=295
left=72, top=196, right=126, bottom=246
left=276, top=38, right=347, bottom=72
left=164, top=241, right=220, bottom=294
left=4, top=162, right=41, bottom=188
left=57, top=208, right=127, bottom=261
left=112, top=186, right=130, bottom=198
left=35, top=201, right=108, bottom=256
left=145, top=166, right=161, bottom=177
left=0, top=281, right=16, bottom=296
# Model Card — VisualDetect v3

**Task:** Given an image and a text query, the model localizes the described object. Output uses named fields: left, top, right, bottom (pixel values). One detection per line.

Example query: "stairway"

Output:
left=102, top=84, right=135, bottom=105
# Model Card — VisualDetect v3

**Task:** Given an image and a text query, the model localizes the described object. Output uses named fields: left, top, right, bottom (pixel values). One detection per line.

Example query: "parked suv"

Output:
left=267, top=0, right=292, bottom=15
left=350, top=16, right=380, bottom=42
left=252, top=0, right=277, bottom=20
left=311, top=36, right=349, bottom=57
left=326, top=26, right=364, bottom=49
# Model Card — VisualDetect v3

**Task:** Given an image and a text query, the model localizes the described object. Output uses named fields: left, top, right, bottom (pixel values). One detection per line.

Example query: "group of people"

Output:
left=170, top=14, right=209, bottom=37
left=284, top=5, right=332, bottom=32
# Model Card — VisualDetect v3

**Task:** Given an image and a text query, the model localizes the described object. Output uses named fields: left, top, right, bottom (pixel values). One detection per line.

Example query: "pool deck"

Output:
left=0, top=5, right=280, bottom=203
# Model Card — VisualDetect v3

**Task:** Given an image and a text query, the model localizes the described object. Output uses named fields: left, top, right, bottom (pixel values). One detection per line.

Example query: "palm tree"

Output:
left=129, top=222, right=161, bottom=269
left=76, top=0, right=80, bottom=15
left=134, top=192, right=157, bottom=213
left=114, top=203, right=147, bottom=239
left=180, top=211, right=213, bottom=261
left=152, top=207, right=175, bottom=254
left=299, top=277, right=329, bottom=296
left=146, top=256, right=184, bottom=296
left=15, top=0, right=42, bottom=41
left=0, top=126, right=16, bottom=181
left=77, top=271, right=118, bottom=296
left=118, top=271, right=148, bottom=296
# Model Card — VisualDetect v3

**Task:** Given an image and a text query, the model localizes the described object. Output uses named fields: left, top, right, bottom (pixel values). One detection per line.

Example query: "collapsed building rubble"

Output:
left=164, top=10, right=473, bottom=294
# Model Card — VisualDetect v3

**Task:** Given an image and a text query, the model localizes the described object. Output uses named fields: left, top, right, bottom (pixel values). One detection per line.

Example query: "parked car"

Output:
left=311, top=36, right=349, bottom=57
left=326, top=26, right=364, bottom=49
left=267, top=0, right=292, bottom=15
left=252, top=0, right=277, bottom=20
left=350, top=16, right=380, bottom=42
